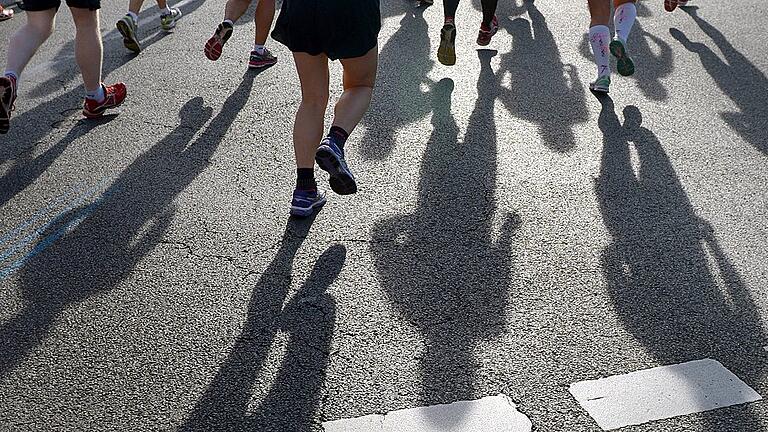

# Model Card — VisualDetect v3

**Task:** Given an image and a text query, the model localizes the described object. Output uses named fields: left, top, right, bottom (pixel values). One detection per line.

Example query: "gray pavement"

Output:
left=0, top=0, right=767, bottom=431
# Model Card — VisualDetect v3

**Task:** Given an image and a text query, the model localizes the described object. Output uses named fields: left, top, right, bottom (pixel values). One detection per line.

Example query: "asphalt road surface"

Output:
left=0, top=0, right=766, bottom=431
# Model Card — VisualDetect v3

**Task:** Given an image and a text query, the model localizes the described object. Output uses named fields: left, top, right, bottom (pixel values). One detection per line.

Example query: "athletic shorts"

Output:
left=271, top=0, right=381, bottom=60
left=21, top=0, right=100, bottom=11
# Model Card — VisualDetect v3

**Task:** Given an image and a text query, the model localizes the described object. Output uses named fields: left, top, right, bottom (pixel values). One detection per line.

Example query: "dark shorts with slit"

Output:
left=271, top=0, right=381, bottom=60
left=22, top=0, right=100, bottom=11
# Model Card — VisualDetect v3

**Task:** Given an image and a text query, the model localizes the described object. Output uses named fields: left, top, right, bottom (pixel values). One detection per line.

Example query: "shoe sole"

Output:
left=116, top=20, right=141, bottom=53
left=610, top=40, right=635, bottom=77
left=0, top=79, right=11, bottom=134
left=205, top=26, right=232, bottom=61
left=290, top=198, right=327, bottom=217
left=477, top=22, right=498, bottom=46
left=248, top=58, right=278, bottom=69
left=83, top=97, right=126, bottom=119
left=438, top=26, right=456, bottom=66
left=316, top=145, right=358, bottom=195
left=589, top=83, right=610, bottom=94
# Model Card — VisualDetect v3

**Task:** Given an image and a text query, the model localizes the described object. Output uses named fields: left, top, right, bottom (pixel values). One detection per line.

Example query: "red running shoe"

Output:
left=0, top=74, right=17, bottom=134
left=204, top=22, right=233, bottom=61
left=82, top=83, right=127, bottom=119
left=477, top=15, right=499, bottom=46
left=664, top=0, right=679, bottom=12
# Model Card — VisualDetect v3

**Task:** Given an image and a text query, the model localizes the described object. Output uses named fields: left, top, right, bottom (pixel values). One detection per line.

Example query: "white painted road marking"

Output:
left=322, top=394, right=532, bottom=432
left=569, top=359, right=762, bottom=431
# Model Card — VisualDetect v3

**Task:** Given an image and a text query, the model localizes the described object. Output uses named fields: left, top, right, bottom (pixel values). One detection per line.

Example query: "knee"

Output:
left=301, top=89, right=329, bottom=110
left=70, top=9, right=99, bottom=29
left=27, top=18, right=55, bottom=39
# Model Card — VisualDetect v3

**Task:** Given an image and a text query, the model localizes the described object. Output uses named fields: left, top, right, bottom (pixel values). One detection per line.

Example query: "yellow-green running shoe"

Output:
left=116, top=14, right=140, bottom=53
left=438, top=22, right=457, bottom=66
left=160, top=8, right=182, bottom=31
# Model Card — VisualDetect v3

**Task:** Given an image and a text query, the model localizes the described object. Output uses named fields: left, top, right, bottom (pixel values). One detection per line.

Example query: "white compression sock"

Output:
left=589, top=25, right=611, bottom=78
left=614, top=2, right=637, bottom=43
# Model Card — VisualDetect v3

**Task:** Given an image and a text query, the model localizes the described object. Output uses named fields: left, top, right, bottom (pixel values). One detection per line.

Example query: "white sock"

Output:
left=85, top=85, right=105, bottom=102
left=4, top=71, right=18, bottom=81
left=223, top=19, right=234, bottom=26
left=253, top=44, right=265, bottom=54
left=614, top=2, right=637, bottom=43
left=127, top=11, right=139, bottom=24
left=160, top=4, right=172, bottom=15
left=589, top=25, right=611, bottom=78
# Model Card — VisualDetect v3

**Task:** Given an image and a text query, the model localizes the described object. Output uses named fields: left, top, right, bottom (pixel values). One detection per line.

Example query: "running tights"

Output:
left=443, top=0, right=498, bottom=27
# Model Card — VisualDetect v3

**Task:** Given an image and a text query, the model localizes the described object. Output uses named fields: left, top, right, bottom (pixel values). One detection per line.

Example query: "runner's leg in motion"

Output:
left=587, top=0, right=612, bottom=93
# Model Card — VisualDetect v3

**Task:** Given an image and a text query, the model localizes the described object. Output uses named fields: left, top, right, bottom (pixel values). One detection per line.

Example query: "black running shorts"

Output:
left=272, top=0, right=381, bottom=60
left=22, top=0, right=100, bottom=11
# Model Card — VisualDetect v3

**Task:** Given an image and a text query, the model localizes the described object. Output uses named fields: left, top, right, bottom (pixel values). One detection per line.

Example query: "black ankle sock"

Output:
left=296, top=168, right=316, bottom=190
left=328, top=126, right=350, bottom=150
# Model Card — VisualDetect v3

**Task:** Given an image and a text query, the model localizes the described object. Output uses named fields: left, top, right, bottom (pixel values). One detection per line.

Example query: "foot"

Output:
left=82, top=83, right=127, bottom=118
left=664, top=0, right=679, bottom=12
left=609, top=37, right=635, bottom=77
left=290, top=188, right=327, bottom=217
left=0, top=5, right=13, bottom=21
left=248, top=48, right=278, bottom=69
left=204, top=21, right=233, bottom=61
left=589, top=75, right=611, bottom=94
left=476, top=15, right=499, bottom=46
left=160, top=8, right=182, bottom=31
left=438, top=22, right=457, bottom=66
left=0, top=75, right=17, bottom=134
left=116, top=14, right=141, bottom=53
left=315, top=138, right=358, bottom=195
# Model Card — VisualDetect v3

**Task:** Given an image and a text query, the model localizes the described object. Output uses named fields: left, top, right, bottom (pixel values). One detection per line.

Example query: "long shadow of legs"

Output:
left=360, top=3, right=433, bottom=160
left=498, top=2, right=588, bottom=152
left=0, top=115, right=117, bottom=208
left=595, top=98, right=766, bottom=430
left=669, top=8, right=768, bottom=155
left=181, top=219, right=345, bottom=431
left=371, top=53, right=521, bottom=427
left=1, top=74, right=257, bottom=379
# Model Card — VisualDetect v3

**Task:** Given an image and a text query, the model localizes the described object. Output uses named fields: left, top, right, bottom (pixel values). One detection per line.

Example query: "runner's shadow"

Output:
left=181, top=237, right=344, bottom=432
left=670, top=8, right=768, bottom=155
left=360, top=2, right=433, bottom=160
left=0, top=115, right=116, bottom=208
left=371, top=54, right=521, bottom=425
left=595, top=99, right=766, bottom=431
left=498, top=1, right=588, bottom=152
left=0, top=73, right=256, bottom=379
left=578, top=20, right=673, bottom=101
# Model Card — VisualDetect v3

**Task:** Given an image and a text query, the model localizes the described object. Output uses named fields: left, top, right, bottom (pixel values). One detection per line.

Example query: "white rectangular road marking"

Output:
left=322, top=394, right=532, bottom=432
left=569, top=359, right=762, bottom=430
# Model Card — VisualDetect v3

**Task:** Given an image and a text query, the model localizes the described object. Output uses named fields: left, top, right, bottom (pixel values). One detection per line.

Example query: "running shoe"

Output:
left=476, top=15, right=499, bottom=46
left=160, top=7, right=182, bottom=31
left=204, top=21, right=233, bottom=61
left=315, top=138, right=358, bottom=195
left=589, top=75, right=611, bottom=94
left=82, top=83, right=127, bottom=119
left=116, top=14, right=141, bottom=53
left=0, top=5, right=13, bottom=21
left=609, top=37, right=635, bottom=77
left=438, top=22, right=457, bottom=66
left=664, top=0, right=679, bottom=12
left=290, top=188, right=326, bottom=217
left=248, top=48, right=277, bottom=69
left=0, top=75, right=17, bottom=134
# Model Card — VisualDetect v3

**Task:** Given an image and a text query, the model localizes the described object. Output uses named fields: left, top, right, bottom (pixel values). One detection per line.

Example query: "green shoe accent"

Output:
left=116, top=15, right=140, bottom=53
left=160, top=8, right=182, bottom=31
left=589, top=75, right=611, bottom=93
left=610, top=38, right=635, bottom=77
left=438, top=23, right=456, bottom=66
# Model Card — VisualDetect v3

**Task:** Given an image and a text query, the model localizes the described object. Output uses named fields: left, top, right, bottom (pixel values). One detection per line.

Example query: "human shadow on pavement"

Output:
left=670, top=8, right=768, bottom=155
left=578, top=15, right=673, bottom=101
left=361, top=1, right=433, bottom=160
left=497, top=1, right=588, bottom=152
left=182, top=237, right=344, bottom=432
left=371, top=53, right=521, bottom=425
left=595, top=98, right=767, bottom=431
left=0, top=73, right=256, bottom=379
left=0, top=115, right=116, bottom=208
